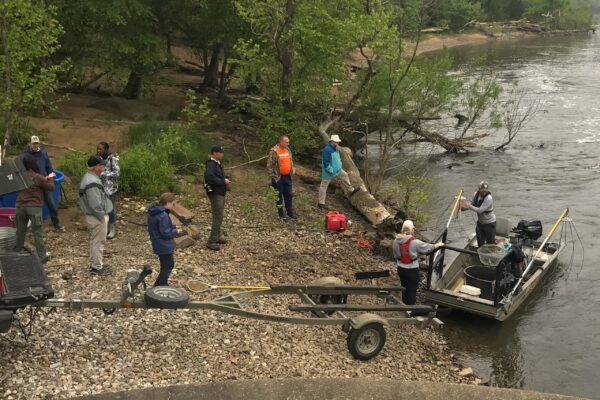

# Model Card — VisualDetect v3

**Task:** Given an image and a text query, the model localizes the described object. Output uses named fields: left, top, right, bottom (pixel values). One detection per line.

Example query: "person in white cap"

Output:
left=318, top=134, right=360, bottom=209
left=19, top=135, right=65, bottom=231
left=393, top=220, right=444, bottom=305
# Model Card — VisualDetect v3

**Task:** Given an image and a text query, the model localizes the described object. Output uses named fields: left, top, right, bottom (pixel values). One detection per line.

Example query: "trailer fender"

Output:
left=347, top=313, right=389, bottom=331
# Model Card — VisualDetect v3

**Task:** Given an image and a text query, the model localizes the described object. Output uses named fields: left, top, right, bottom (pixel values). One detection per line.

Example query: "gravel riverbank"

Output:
left=1, top=179, right=478, bottom=399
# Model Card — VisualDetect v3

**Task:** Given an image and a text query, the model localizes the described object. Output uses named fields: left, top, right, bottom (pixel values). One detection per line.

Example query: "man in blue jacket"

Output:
left=20, top=136, right=65, bottom=231
left=318, top=135, right=360, bottom=209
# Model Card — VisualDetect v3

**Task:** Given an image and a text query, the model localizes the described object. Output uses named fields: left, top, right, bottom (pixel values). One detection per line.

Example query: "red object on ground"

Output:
left=0, top=208, right=16, bottom=228
left=325, top=211, right=347, bottom=231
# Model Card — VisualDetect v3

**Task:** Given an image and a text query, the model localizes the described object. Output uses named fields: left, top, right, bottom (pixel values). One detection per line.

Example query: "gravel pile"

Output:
left=0, top=189, right=477, bottom=399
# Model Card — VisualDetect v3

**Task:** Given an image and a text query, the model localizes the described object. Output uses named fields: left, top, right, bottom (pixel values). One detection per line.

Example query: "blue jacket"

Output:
left=321, top=143, right=343, bottom=180
left=147, top=203, right=178, bottom=255
left=20, top=146, right=53, bottom=176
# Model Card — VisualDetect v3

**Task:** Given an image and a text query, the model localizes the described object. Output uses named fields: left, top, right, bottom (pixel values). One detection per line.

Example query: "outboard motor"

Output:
left=511, top=219, right=543, bottom=247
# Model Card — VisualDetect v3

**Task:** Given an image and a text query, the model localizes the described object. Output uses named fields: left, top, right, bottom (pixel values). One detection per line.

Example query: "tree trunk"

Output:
left=279, top=0, right=296, bottom=106
left=121, top=70, right=143, bottom=99
left=218, top=53, right=228, bottom=99
left=203, top=42, right=222, bottom=89
left=1, top=13, right=12, bottom=161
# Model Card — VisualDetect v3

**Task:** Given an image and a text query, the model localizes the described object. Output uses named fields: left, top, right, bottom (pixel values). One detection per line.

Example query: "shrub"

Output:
left=119, top=145, right=178, bottom=197
left=56, top=151, right=89, bottom=183
left=127, top=121, right=211, bottom=174
left=0, top=120, right=39, bottom=155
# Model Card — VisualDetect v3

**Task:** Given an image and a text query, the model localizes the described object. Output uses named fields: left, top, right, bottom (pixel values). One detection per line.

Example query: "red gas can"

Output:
left=325, top=211, right=347, bottom=231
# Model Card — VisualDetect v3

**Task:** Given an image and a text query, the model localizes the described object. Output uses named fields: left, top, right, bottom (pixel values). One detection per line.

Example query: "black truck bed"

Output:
left=0, top=252, right=54, bottom=309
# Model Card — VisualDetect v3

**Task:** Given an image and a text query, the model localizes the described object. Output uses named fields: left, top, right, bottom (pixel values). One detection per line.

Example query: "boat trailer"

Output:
left=2, top=264, right=442, bottom=361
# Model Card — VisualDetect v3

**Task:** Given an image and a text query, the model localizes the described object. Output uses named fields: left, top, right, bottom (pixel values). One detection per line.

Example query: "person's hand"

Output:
left=460, top=200, right=470, bottom=210
left=99, top=216, right=107, bottom=224
left=176, top=227, right=183, bottom=235
left=225, top=178, right=231, bottom=185
left=47, top=172, right=56, bottom=179
left=434, top=242, right=445, bottom=249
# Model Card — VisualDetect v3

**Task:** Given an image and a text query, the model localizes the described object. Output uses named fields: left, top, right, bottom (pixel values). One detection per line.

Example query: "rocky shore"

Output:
left=1, top=171, right=479, bottom=399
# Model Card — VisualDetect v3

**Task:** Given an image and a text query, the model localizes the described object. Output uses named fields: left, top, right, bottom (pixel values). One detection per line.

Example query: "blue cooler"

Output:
left=0, top=170, right=65, bottom=220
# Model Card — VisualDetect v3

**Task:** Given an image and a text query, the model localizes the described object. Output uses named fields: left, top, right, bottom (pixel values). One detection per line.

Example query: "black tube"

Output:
left=443, top=245, right=479, bottom=256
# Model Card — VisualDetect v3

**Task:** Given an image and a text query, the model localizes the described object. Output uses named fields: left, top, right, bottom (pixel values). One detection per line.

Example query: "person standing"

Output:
left=461, top=181, right=496, bottom=247
left=79, top=155, right=113, bottom=276
left=267, top=135, right=297, bottom=220
left=204, top=145, right=230, bottom=251
left=19, top=135, right=65, bottom=231
left=97, top=142, right=120, bottom=239
left=318, top=135, right=360, bottom=209
left=147, top=193, right=183, bottom=286
left=14, top=155, right=55, bottom=264
left=393, top=220, right=444, bottom=305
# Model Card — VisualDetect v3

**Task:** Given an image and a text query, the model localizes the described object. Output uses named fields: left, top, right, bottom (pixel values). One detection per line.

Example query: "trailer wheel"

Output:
left=346, top=323, right=386, bottom=361
left=144, top=287, right=189, bottom=309
left=308, top=277, right=347, bottom=316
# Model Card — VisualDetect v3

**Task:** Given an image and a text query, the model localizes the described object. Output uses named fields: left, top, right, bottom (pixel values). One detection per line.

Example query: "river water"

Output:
left=418, top=33, right=600, bottom=398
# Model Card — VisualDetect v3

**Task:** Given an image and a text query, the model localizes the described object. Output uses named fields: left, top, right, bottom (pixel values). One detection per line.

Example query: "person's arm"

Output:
left=157, top=213, right=178, bottom=240
left=86, top=186, right=108, bottom=221
left=469, top=195, right=493, bottom=215
left=44, top=150, right=54, bottom=176
left=103, top=155, right=120, bottom=179
left=35, top=174, right=55, bottom=191
left=266, top=148, right=278, bottom=180
left=413, top=239, right=436, bottom=255
left=392, top=239, right=400, bottom=260
left=205, top=162, right=225, bottom=186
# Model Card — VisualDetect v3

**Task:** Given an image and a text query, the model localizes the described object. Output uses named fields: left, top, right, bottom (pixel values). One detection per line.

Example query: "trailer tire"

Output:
left=308, top=277, right=347, bottom=317
left=346, top=323, right=386, bottom=361
left=144, top=287, right=189, bottom=309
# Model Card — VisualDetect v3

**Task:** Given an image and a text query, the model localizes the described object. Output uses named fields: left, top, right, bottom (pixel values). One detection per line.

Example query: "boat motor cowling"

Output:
left=514, top=220, right=543, bottom=241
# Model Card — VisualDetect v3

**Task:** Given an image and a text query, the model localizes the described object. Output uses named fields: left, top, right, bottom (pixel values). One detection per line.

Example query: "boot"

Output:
left=217, top=236, right=227, bottom=244
left=206, top=242, right=221, bottom=251
left=106, top=223, right=116, bottom=240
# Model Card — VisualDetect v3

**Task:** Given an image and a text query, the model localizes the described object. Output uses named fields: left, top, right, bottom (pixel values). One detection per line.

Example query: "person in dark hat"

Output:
left=204, top=145, right=230, bottom=251
left=461, top=181, right=496, bottom=247
left=79, top=155, right=114, bottom=275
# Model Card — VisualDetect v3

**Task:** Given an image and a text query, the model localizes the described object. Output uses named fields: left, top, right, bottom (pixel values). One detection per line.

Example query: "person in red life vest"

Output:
left=267, top=135, right=297, bottom=220
left=393, top=220, right=444, bottom=305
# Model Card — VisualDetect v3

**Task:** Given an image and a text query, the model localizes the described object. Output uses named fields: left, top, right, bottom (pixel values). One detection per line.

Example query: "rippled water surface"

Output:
left=420, top=33, right=600, bottom=399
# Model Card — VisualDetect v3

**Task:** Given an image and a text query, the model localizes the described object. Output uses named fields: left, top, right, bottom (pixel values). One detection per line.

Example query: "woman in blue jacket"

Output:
left=147, top=193, right=182, bottom=286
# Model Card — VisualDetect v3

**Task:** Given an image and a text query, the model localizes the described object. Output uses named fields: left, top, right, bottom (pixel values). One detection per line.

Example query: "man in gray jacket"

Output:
left=461, top=181, right=496, bottom=247
left=393, top=220, right=444, bottom=305
left=80, top=155, right=114, bottom=276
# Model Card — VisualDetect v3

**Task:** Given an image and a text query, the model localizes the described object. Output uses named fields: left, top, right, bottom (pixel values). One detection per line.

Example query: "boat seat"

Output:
left=496, top=217, right=512, bottom=237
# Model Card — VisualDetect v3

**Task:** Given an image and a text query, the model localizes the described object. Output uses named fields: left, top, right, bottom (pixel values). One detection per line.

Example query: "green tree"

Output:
left=0, top=0, right=64, bottom=158
left=51, top=0, right=165, bottom=99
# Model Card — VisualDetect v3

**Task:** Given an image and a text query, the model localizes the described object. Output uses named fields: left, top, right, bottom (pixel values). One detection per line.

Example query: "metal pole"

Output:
left=504, top=207, right=569, bottom=303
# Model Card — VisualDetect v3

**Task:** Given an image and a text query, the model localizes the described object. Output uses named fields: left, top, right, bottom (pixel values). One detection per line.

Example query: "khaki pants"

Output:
left=86, top=214, right=108, bottom=268
left=318, top=170, right=354, bottom=205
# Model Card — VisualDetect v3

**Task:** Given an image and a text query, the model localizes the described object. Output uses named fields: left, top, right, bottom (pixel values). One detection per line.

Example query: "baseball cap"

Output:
left=210, top=145, right=224, bottom=153
left=479, top=181, right=490, bottom=191
left=87, top=155, right=107, bottom=167
left=30, top=136, right=40, bottom=144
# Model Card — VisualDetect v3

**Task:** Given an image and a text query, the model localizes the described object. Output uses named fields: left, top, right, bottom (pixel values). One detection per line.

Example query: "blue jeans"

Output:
left=154, top=253, right=175, bottom=286
left=272, top=175, right=294, bottom=217
left=108, top=193, right=116, bottom=224
left=43, top=190, right=61, bottom=227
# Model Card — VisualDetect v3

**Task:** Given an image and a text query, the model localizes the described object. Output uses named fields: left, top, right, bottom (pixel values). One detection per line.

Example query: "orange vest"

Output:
left=276, top=146, right=292, bottom=175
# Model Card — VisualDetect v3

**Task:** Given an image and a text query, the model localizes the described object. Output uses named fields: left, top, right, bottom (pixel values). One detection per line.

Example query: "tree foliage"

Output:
left=0, top=0, right=65, bottom=156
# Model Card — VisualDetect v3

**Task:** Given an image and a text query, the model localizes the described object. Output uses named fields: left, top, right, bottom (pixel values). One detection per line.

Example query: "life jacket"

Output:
left=276, top=145, right=292, bottom=175
left=398, top=235, right=416, bottom=264
left=79, top=182, right=105, bottom=198
left=472, top=192, right=493, bottom=213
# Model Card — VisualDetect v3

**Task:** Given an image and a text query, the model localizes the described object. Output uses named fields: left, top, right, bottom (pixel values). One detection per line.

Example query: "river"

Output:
left=418, top=33, right=600, bottom=399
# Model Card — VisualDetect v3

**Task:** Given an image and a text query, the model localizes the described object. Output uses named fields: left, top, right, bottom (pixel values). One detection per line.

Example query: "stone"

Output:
left=459, top=367, right=474, bottom=377
left=172, top=203, right=194, bottom=223
left=175, top=235, right=195, bottom=249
